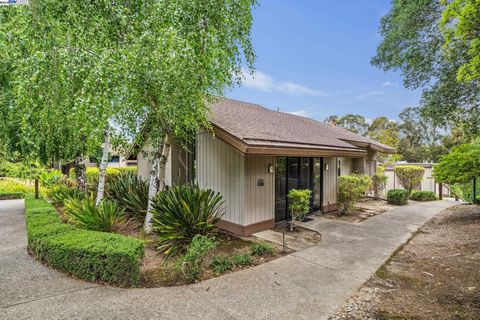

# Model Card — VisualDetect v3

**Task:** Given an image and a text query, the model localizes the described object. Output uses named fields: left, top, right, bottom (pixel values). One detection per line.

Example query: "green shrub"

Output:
left=287, top=189, right=312, bottom=230
left=39, top=170, right=63, bottom=188
left=64, top=198, right=127, bottom=232
left=231, top=253, right=253, bottom=266
left=337, top=174, right=371, bottom=214
left=250, top=242, right=274, bottom=256
left=209, top=255, right=233, bottom=275
left=0, top=191, right=25, bottom=200
left=409, top=190, right=437, bottom=201
left=393, top=165, right=424, bottom=193
left=25, top=195, right=144, bottom=286
left=0, top=161, right=46, bottom=180
left=105, top=172, right=148, bottom=221
left=151, top=185, right=224, bottom=259
left=46, top=184, right=86, bottom=204
left=387, top=189, right=410, bottom=205
left=371, top=173, right=388, bottom=199
left=178, top=235, right=216, bottom=283
left=475, top=195, right=480, bottom=205
left=116, top=166, right=137, bottom=173
left=0, top=178, right=34, bottom=194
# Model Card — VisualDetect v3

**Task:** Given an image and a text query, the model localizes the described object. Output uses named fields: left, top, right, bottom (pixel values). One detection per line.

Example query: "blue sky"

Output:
left=226, top=0, right=422, bottom=122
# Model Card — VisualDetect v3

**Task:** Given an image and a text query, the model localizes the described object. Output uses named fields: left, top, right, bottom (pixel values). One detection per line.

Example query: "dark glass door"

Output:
left=275, top=157, right=323, bottom=223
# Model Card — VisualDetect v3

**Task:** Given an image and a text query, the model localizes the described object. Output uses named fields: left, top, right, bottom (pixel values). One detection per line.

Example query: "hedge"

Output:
left=25, top=195, right=144, bottom=286
left=387, top=189, right=410, bottom=205
left=409, top=190, right=437, bottom=201
left=0, top=191, right=25, bottom=200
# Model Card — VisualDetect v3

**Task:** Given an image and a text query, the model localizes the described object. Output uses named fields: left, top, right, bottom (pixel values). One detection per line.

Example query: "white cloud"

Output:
left=289, top=110, right=310, bottom=117
left=353, top=90, right=384, bottom=101
left=382, top=81, right=398, bottom=87
left=242, top=69, right=328, bottom=97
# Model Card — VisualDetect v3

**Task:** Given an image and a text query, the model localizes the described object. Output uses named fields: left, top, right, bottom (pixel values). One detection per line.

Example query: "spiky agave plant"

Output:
left=64, top=198, right=127, bottom=232
left=151, top=185, right=224, bottom=259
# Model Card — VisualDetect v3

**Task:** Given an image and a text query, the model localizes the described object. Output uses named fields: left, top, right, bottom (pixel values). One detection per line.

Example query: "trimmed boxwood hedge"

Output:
left=387, top=189, right=410, bottom=205
left=25, top=195, right=144, bottom=286
left=0, top=192, right=25, bottom=200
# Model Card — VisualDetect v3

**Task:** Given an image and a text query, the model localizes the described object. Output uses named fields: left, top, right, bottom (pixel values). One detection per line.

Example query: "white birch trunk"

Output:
left=95, top=125, right=110, bottom=205
left=144, top=136, right=171, bottom=233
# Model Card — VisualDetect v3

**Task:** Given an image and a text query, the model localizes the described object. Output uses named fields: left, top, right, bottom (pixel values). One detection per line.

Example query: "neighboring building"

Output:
left=87, top=143, right=137, bottom=168
left=137, top=98, right=396, bottom=235
left=383, top=163, right=448, bottom=197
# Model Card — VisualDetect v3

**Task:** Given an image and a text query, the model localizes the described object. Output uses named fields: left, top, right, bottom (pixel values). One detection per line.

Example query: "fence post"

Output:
left=35, top=178, right=39, bottom=199
left=474, top=177, right=477, bottom=204
left=438, top=182, right=443, bottom=200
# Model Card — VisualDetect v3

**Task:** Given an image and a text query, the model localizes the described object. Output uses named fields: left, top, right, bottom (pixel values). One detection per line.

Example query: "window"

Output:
left=110, top=155, right=120, bottom=163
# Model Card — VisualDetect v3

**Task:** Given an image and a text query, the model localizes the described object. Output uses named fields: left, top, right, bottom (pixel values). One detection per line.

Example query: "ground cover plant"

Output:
left=0, top=191, right=25, bottom=200
left=25, top=195, right=144, bottom=286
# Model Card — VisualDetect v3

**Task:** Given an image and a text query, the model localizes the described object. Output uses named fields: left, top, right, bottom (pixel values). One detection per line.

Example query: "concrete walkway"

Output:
left=0, top=199, right=455, bottom=320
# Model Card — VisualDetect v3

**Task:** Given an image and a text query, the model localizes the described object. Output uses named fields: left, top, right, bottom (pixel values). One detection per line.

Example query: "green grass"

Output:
left=250, top=242, right=275, bottom=256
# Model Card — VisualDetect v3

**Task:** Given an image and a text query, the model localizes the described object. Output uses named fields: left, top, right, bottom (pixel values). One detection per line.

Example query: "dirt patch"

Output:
left=322, top=198, right=397, bottom=223
left=273, top=225, right=321, bottom=245
left=330, top=204, right=480, bottom=320
left=140, top=231, right=285, bottom=287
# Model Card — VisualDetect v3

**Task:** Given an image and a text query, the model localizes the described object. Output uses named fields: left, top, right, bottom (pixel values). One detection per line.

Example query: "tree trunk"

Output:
left=74, top=154, right=87, bottom=192
left=144, top=136, right=171, bottom=233
left=95, top=125, right=110, bottom=205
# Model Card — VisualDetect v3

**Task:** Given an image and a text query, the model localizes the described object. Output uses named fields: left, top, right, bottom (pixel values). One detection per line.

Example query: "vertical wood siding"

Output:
left=244, top=156, right=275, bottom=225
left=196, top=133, right=245, bottom=225
left=323, top=157, right=338, bottom=206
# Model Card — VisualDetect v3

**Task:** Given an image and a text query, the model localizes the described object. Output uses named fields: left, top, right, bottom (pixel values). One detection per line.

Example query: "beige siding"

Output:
left=338, top=157, right=353, bottom=176
left=323, top=157, right=338, bottom=206
left=244, top=156, right=275, bottom=225
left=196, top=132, right=245, bottom=225
left=136, top=143, right=178, bottom=184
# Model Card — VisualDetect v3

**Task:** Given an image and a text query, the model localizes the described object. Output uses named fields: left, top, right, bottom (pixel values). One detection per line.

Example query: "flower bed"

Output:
left=0, top=191, right=25, bottom=200
left=25, top=195, right=144, bottom=286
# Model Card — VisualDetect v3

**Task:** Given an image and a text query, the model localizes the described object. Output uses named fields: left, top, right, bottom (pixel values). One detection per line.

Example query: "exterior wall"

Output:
left=323, top=157, right=338, bottom=211
left=338, top=157, right=353, bottom=176
left=244, top=156, right=275, bottom=226
left=196, top=132, right=245, bottom=226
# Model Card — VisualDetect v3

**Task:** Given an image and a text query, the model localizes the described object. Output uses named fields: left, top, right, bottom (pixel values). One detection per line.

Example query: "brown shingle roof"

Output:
left=209, top=97, right=396, bottom=154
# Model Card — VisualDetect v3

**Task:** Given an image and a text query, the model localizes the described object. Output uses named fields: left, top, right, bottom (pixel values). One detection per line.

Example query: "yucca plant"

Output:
left=151, top=185, right=224, bottom=259
left=104, top=172, right=149, bottom=221
left=46, top=184, right=86, bottom=204
left=64, top=198, right=127, bottom=232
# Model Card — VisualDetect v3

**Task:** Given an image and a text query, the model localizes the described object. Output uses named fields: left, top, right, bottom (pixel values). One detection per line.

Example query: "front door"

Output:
left=275, top=157, right=323, bottom=223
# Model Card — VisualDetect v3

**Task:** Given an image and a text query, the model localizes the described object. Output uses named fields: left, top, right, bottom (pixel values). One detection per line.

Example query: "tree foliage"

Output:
left=434, top=140, right=480, bottom=183
left=393, top=165, right=425, bottom=193
left=372, top=0, right=480, bottom=136
left=337, top=175, right=371, bottom=214
left=287, top=189, right=312, bottom=230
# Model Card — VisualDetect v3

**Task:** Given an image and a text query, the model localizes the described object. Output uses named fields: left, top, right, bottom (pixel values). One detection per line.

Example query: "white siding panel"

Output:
left=323, top=157, right=338, bottom=206
left=244, top=156, right=275, bottom=225
left=196, top=133, right=245, bottom=225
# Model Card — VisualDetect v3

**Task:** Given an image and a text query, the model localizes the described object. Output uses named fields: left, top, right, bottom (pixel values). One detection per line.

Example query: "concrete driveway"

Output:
left=0, top=199, right=455, bottom=320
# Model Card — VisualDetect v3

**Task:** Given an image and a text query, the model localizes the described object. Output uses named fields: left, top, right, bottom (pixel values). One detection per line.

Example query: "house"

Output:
left=137, top=98, right=396, bottom=235
left=86, top=143, right=137, bottom=169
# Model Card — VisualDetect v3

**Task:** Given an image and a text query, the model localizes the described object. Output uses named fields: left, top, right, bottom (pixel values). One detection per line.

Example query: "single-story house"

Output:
left=137, top=98, right=396, bottom=235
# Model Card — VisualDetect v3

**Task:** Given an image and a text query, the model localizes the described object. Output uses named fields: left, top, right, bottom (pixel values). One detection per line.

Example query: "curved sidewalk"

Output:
left=0, top=199, right=455, bottom=320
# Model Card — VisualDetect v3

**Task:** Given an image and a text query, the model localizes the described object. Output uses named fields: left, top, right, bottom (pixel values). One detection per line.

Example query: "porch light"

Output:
left=268, top=164, right=274, bottom=174
left=324, top=163, right=329, bottom=171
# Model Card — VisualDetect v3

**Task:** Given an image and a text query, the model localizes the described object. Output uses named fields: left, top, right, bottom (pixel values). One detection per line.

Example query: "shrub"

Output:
left=337, top=174, right=371, bottom=214
left=287, top=189, right=312, bottom=230
left=210, top=255, right=233, bottom=275
left=475, top=195, right=480, bottom=205
left=409, top=190, right=437, bottom=201
left=393, top=165, right=424, bottom=193
left=0, top=178, right=34, bottom=194
left=105, top=172, right=148, bottom=221
left=0, top=192, right=25, bottom=200
left=250, top=242, right=274, bottom=256
left=178, top=235, right=216, bottom=283
left=46, top=184, right=86, bottom=204
left=25, top=195, right=144, bottom=286
left=64, top=198, right=127, bottom=233
left=387, top=189, right=410, bottom=205
left=371, top=173, right=388, bottom=199
left=39, top=169, right=63, bottom=188
left=151, top=185, right=224, bottom=259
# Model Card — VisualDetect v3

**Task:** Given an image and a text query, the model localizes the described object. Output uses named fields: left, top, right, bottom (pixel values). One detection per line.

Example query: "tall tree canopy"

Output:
left=372, top=0, right=480, bottom=136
